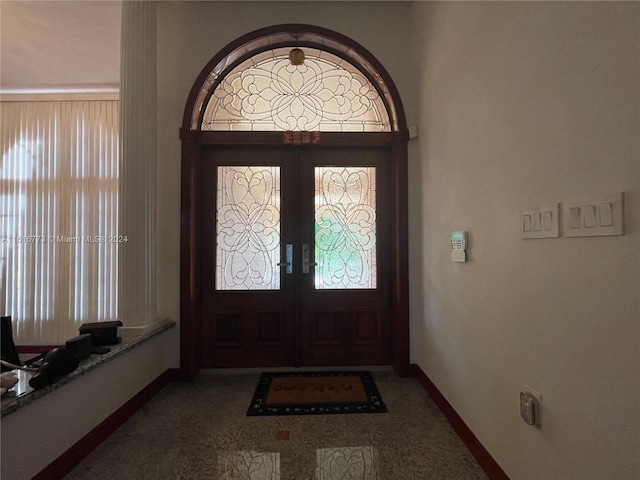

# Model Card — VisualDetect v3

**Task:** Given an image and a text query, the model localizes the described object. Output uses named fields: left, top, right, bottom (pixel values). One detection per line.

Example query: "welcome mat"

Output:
left=246, top=371, right=387, bottom=416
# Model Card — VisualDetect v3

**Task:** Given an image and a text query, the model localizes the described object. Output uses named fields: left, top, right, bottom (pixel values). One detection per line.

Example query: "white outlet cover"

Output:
left=521, top=384, right=542, bottom=427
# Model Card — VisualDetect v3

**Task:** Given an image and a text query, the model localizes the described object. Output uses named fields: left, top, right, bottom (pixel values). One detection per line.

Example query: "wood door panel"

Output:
left=353, top=311, right=382, bottom=345
left=200, top=148, right=298, bottom=367
left=256, top=311, right=285, bottom=346
left=200, top=146, right=391, bottom=368
left=201, top=307, right=295, bottom=367
left=308, top=310, right=383, bottom=346
left=310, top=311, right=343, bottom=345
left=209, top=312, right=242, bottom=346
left=298, top=148, right=391, bottom=366
left=301, top=308, right=389, bottom=365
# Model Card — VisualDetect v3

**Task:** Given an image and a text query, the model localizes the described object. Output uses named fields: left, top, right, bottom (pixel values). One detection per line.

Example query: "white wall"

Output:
left=0, top=1, right=121, bottom=90
left=155, top=1, right=415, bottom=367
left=411, top=2, right=639, bottom=479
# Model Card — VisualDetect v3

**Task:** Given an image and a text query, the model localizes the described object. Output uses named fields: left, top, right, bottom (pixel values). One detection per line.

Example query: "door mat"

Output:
left=246, top=371, right=387, bottom=416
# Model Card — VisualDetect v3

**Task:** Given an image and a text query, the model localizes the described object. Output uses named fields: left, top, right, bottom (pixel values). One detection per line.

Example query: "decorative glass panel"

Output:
left=314, top=167, right=377, bottom=289
left=202, top=47, right=391, bottom=132
left=216, top=166, right=281, bottom=290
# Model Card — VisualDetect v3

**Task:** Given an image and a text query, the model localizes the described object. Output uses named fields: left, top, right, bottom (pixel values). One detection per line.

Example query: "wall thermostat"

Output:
left=451, top=231, right=468, bottom=263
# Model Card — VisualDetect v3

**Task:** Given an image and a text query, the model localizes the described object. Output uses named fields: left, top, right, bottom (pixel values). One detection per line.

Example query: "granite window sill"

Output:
left=1, top=320, right=176, bottom=418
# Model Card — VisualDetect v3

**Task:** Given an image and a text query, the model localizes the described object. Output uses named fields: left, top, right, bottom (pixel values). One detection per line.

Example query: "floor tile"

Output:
left=316, top=446, right=378, bottom=480
left=219, top=451, right=280, bottom=480
left=63, top=370, right=488, bottom=480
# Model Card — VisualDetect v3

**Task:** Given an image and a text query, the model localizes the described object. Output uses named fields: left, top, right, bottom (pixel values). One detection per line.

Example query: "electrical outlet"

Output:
left=520, top=385, right=542, bottom=427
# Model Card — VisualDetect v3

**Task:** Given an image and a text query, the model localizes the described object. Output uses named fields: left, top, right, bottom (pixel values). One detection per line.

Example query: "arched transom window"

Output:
left=200, top=47, right=392, bottom=132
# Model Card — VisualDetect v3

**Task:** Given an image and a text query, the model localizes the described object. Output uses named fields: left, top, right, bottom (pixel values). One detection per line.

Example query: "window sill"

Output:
left=1, top=320, right=176, bottom=418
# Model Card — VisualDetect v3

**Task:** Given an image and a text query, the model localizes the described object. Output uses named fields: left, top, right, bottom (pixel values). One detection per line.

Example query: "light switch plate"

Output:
left=563, top=192, right=624, bottom=237
left=521, top=204, right=559, bottom=239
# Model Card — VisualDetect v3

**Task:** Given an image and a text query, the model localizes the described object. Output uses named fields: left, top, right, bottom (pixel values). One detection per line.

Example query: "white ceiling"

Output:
left=0, top=1, right=121, bottom=92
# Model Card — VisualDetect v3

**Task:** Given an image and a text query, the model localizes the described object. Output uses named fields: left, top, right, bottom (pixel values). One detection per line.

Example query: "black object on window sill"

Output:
left=28, top=348, right=79, bottom=390
left=1, top=316, right=21, bottom=373
left=91, top=346, right=111, bottom=355
left=79, top=321, right=123, bottom=346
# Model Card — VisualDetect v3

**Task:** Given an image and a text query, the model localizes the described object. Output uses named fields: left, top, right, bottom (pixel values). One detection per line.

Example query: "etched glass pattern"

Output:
left=216, top=166, right=281, bottom=290
left=315, top=167, right=376, bottom=289
left=203, top=47, right=390, bottom=132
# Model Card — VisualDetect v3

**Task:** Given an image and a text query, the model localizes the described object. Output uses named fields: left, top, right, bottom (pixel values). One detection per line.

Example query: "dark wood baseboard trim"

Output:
left=172, top=365, right=199, bottom=382
left=411, top=364, right=510, bottom=480
left=32, top=369, right=175, bottom=480
left=17, top=344, right=64, bottom=354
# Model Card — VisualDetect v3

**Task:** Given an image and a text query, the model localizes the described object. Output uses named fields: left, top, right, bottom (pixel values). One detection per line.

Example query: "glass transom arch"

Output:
left=200, top=47, right=391, bottom=132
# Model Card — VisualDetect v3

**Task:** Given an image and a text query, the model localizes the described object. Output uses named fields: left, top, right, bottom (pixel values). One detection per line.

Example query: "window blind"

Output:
left=0, top=100, right=119, bottom=344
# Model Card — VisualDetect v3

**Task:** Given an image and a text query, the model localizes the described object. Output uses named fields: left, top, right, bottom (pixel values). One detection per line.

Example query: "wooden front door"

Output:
left=200, top=145, right=391, bottom=367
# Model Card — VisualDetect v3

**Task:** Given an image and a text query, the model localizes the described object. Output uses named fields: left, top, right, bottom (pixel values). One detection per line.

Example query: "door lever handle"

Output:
left=301, top=244, right=317, bottom=274
left=277, top=244, right=293, bottom=274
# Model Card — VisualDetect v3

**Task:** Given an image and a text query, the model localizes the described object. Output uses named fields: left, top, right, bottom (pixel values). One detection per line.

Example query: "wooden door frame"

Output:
left=178, top=25, right=410, bottom=380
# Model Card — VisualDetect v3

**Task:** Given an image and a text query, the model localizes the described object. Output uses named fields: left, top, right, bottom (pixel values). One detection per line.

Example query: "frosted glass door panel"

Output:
left=216, top=166, right=281, bottom=290
left=314, top=167, right=377, bottom=289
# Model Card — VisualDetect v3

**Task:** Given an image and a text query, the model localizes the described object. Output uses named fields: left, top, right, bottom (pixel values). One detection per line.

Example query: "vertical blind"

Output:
left=0, top=100, right=119, bottom=344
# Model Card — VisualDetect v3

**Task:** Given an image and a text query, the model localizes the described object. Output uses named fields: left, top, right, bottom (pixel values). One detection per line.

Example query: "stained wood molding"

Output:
left=411, top=364, right=510, bottom=480
left=31, top=369, right=177, bottom=480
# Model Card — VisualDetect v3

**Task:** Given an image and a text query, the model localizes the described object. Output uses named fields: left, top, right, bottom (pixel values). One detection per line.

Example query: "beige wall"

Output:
left=3, top=1, right=639, bottom=478
left=2, top=1, right=639, bottom=478
left=0, top=1, right=121, bottom=89
left=157, top=3, right=639, bottom=477
left=411, top=2, right=639, bottom=479
left=155, top=1, right=415, bottom=367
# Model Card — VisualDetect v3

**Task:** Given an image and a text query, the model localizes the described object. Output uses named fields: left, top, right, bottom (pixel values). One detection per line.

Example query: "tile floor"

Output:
left=64, top=369, right=488, bottom=480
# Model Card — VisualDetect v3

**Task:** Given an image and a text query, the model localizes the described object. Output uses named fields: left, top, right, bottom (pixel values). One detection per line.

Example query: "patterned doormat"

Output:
left=246, top=371, right=387, bottom=416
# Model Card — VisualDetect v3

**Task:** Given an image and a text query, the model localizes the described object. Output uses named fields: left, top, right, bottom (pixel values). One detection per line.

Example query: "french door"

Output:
left=200, top=146, right=391, bottom=367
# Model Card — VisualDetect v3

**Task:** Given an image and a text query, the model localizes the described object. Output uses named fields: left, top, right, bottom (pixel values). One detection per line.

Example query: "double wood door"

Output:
left=201, top=146, right=391, bottom=367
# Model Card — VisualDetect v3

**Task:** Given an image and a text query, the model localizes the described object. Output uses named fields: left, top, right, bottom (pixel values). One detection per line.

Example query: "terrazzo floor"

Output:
left=64, top=369, right=488, bottom=480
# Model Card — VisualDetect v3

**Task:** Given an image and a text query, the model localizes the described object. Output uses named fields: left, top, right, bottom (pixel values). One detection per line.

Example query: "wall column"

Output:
left=118, top=1, right=157, bottom=325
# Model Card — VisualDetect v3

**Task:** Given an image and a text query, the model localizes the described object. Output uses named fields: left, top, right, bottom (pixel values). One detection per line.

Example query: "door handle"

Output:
left=302, top=243, right=317, bottom=274
left=277, top=244, right=293, bottom=274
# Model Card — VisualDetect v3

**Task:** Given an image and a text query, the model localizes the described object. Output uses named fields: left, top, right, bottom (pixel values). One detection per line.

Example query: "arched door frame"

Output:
left=179, top=24, right=410, bottom=379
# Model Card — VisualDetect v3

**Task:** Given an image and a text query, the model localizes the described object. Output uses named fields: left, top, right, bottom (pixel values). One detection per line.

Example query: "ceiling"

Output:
left=0, top=1, right=121, bottom=92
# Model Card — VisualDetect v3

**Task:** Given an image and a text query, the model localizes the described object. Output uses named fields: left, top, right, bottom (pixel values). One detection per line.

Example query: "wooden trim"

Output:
left=16, top=345, right=63, bottom=354
left=179, top=135, right=202, bottom=381
left=392, top=134, right=411, bottom=377
left=31, top=369, right=176, bottom=480
left=191, top=131, right=394, bottom=147
left=411, top=364, right=510, bottom=480
left=180, top=25, right=410, bottom=375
